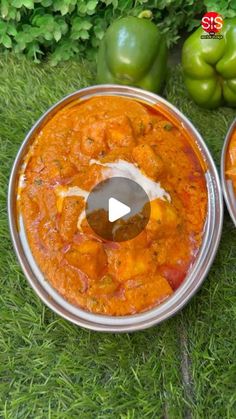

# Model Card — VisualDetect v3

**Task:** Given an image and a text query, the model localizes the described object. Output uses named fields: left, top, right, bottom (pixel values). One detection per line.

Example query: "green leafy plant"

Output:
left=0, top=0, right=235, bottom=65
left=204, top=0, right=236, bottom=17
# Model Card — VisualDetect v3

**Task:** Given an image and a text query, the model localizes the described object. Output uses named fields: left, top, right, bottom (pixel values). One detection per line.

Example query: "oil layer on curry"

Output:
left=19, top=96, right=207, bottom=315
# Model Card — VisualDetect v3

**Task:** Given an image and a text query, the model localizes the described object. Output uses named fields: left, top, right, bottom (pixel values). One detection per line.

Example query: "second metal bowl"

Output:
left=221, top=118, right=236, bottom=226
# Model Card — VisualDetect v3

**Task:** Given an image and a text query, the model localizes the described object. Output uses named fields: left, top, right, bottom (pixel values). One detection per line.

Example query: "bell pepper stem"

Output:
left=138, top=10, right=153, bottom=19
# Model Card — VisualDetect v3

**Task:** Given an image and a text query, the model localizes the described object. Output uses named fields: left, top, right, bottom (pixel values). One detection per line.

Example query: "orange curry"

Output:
left=226, top=127, right=236, bottom=191
left=19, top=96, right=207, bottom=315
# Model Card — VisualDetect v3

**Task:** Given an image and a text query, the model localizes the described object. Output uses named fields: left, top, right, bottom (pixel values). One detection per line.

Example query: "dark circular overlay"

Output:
left=86, top=177, right=150, bottom=242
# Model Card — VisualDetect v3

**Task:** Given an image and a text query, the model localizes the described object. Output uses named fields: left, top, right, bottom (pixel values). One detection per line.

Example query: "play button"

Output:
left=108, top=198, right=131, bottom=222
left=86, top=177, right=150, bottom=242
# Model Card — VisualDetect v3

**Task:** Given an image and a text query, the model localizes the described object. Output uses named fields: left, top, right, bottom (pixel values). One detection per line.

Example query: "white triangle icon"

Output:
left=108, top=197, right=131, bottom=222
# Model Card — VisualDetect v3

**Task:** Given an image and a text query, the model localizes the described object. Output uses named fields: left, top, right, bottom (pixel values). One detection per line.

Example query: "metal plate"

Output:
left=221, top=118, right=236, bottom=227
left=8, top=85, right=223, bottom=332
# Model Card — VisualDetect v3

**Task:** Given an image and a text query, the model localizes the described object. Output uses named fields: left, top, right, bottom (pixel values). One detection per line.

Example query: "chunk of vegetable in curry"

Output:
left=19, top=96, right=207, bottom=315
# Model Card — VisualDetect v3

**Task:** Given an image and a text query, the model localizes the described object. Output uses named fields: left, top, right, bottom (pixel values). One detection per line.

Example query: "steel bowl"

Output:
left=221, top=118, right=236, bottom=226
left=8, top=85, right=223, bottom=332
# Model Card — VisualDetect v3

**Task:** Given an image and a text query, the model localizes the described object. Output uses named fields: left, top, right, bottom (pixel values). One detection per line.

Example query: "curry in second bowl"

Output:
left=225, top=124, right=236, bottom=192
left=223, top=121, right=236, bottom=226
left=18, top=95, right=208, bottom=315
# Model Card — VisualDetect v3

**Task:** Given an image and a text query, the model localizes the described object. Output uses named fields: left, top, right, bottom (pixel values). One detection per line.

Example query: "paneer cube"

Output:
left=80, top=119, right=108, bottom=157
left=65, top=240, right=107, bottom=280
left=132, top=144, right=164, bottom=179
left=147, top=199, right=180, bottom=237
left=109, top=247, right=154, bottom=282
left=106, top=116, right=136, bottom=148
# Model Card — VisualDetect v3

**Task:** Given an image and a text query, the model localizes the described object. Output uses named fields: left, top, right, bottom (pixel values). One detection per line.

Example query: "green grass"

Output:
left=0, top=53, right=235, bottom=419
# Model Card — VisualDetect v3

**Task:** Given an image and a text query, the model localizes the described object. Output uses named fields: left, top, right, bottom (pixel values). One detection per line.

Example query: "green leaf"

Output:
left=16, top=11, right=21, bottom=22
left=59, top=21, right=68, bottom=35
left=44, top=32, right=53, bottom=41
left=70, top=32, right=80, bottom=40
left=7, top=25, right=17, bottom=37
left=187, top=18, right=200, bottom=31
left=77, top=4, right=87, bottom=14
left=52, top=0, right=71, bottom=15
left=54, top=29, right=61, bottom=42
left=0, top=21, right=7, bottom=34
left=22, top=0, right=34, bottom=8
left=68, top=3, right=77, bottom=13
left=82, top=21, right=92, bottom=30
left=1, top=34, right=12, bottom=48
left=71, top=30, right=89, bottom=40
left=72, top=17, right=83, bottom=30
left=60, top=4, right=69, bottom=15
left=72, top=17, right=92, bottom=31
left=1, top=0, right=9, bottom=19
left=33, top=14, right=54, bottom=29
left=41, top=0, right=53, bottom=6
left=87, top=0, right=98, bottom=10
left=11, top=0, right=23, bottom=7
left=80, top=30, right=90, bottom=40
left=94, top=26, right=105, bottom=40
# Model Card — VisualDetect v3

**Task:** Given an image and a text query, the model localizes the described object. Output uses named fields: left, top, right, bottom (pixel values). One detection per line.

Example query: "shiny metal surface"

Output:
left=8, top=85, right=223, bottom=332
left=221, top=118, right=236, bottom=227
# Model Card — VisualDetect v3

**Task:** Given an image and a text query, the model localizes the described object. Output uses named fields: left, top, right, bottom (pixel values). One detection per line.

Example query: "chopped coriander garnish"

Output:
left=164, top=123, right=173, bottom=131
left=34, top=178, right=43, bottom=185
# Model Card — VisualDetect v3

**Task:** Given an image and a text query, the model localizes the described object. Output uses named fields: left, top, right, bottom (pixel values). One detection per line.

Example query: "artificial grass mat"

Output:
left=0, top=53, right=235, bottom=419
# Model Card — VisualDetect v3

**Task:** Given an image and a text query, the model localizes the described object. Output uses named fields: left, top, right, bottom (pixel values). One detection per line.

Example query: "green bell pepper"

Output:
left=182, top=18, right=236, bottom=108
left=97, top=16, right=167, bottom=93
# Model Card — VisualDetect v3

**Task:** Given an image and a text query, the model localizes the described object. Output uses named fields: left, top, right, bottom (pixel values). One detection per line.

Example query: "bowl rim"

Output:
left=221, top=117, right=236, bottom=227
left=8, top=84, right=223, bottom=332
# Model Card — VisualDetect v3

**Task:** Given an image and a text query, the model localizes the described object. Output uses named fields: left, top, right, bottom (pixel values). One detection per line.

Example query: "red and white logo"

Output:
left=201, top=12, right=223, bottom=35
